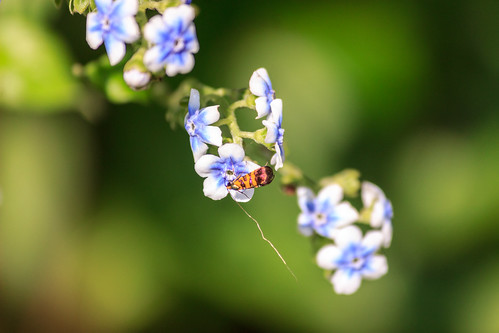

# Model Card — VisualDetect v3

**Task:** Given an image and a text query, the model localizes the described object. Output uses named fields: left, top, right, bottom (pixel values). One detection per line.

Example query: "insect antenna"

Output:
left=234, top=201, right=297, bottom=282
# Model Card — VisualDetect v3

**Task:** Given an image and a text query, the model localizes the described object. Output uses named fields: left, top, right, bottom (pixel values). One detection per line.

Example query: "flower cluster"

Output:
left=71, top=0, right=393, bottom=296
left=85, top=0, right=199, bottom=89
left=297, top=180, right=393, bottom=294
left=182, top=68, right=286, bottom=202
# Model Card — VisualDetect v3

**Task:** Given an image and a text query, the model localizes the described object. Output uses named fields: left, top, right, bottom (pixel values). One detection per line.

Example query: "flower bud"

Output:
left=123, top=69, right=151, bottom=90
left=123, top=47, right=151, bottom=90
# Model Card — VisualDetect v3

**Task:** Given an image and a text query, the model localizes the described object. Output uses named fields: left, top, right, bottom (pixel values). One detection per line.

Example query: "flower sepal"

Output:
left=69, top=0, right=94, bottom=14
left=253, top=128, right=270, bottom=146
left=123, top=47, right=151, bottom=90
left=244, top=91, right=257, bottom=109
left=139, top=0, right=196, bottom=14
left=319, top=169, right=361, bottom=198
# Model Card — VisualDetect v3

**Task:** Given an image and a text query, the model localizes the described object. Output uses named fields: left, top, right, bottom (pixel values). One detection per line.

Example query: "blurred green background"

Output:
left=1, top=0, right=499, bottom=332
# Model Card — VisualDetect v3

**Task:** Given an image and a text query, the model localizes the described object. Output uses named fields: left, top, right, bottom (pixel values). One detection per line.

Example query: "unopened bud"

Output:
left=123, top=47, right=151, bottom=90
left=123, top=68, right=151, bottom=90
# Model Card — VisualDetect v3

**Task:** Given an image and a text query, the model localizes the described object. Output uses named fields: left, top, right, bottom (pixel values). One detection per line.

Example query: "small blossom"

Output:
left=297, top=184, right=358, bottom=238
left=86, top=0, right=140, bottom=66
left=195, top=144, right=260, bottom=202
left=262, top=99, right=285, bottom=170
left=184, top=89, right=222, bottom=161
left=249, top=68, right=276, bottom=119
left=144, top=5, right=199, bottom=77
left=123, top=68, right=151, bottom=90
left=362, top=181, right=393, bottom=247
left=316, top=225, right=388, bottom=295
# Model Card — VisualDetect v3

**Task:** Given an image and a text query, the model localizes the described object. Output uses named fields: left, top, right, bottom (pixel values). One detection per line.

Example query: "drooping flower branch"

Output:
left=63, top=0, right=394, bottom=295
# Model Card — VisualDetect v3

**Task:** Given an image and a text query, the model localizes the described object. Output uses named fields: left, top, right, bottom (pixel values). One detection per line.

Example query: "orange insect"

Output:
left=226, top=166, right=275, bottom=191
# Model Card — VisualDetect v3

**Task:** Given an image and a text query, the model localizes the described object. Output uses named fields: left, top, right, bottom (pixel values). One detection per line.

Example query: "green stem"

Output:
left=239, top=131, right=256, bottom=139
left=139, top=0, right=181, bottom=12
left=226, top=100, right=248, bottom=145
left=213, top=118, right=232, bottom=127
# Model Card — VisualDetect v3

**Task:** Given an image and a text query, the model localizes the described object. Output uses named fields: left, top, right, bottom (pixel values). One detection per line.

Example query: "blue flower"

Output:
left=249, top=68, right=276, bottom=119
left=194, top=144, right=260, bottom=202
left=184, top=89, right=222, bottom=161
left=262, top=99, right=285, bottom=170
left=86, top=0, right=140, bottom=65
left=362, top=181, right=393, bottom=247
left=316, top=226, right=388, bottom=295
left=297, top=184, right=359, bottom=238
left=143, top=5, right=199, bottom=77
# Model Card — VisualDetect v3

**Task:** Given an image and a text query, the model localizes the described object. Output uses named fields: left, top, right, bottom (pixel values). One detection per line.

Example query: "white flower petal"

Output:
left=190, top=136, right=208, bottom=162
left=114, top=16, right=140, bottom=43
left=143, top=45, right=165, bottom=72
left=316, top=244, right=341, bottom=270
left=315, top=221, right=341, bottom=240
left=95, top=0, right=112, bottom=13
left=184, top=24, right=199, bottom=53
left=218, top=143, right=245, bottom=161
left=249, top=67, right=271, bottom=96
left=203, top=176, right=228, bottom=200
left=381, top=220, right=393, bottom=248
left=333, top=202, right=359, bottom=227
left=104, top=34, right=126, bottom=65
left=165, top=53, right=195, bottom=76
left=112, top=0, right=138, bottom=17
left=262, top=119, right=278, bottom=143
left=188, top=88, right=200, bottom=114
left=361, top=181, right=385, bottom=208
left=144, top=15, right=166, bottom=44
left=370, top=201, right=385, bottom=228
left=194, top=154, right=220, bottom=177
left=254, top=96, right=271, bottom=119
left=297, top=187, right=315, bottom=213
left=198, top=106, right=220, bottom=125
left=163, top=4, right=195, bottom=30
left=362, top=230, right=383, bottom=250
left=333, top=225, right=363, bottom=249
left=317, top=184, right=343, bottom=207
left=182, top=52, right=196, bottom=71
left=298, top=213, right=314, bottom=236
left=198, top=126, right=222, bottom=147
left=230, top=188, right=254, bottom=202
left=178, top=53, right=196, bottom=75
left=331, top=269, right=362, bottom=295
left=271, top=144, right=284, bottom=171
left=269, top=98, right=282, bottom=124
left=363, top=255, right=388, bottom=280
left=165, top=63, right=180, bottom=77
left=86, top=13, right=103, bottom=49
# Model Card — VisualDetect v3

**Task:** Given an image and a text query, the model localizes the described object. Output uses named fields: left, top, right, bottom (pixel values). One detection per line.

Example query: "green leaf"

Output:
left=69, top=0, right=92, bottom=15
